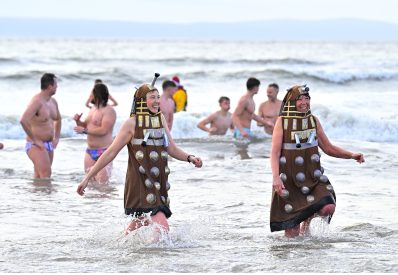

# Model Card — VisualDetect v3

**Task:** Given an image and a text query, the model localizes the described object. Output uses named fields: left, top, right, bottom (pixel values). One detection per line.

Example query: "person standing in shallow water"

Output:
left=77, top=74, right=203, bottom=236
left=270, top=83, right=364, bottom=237
left=257, top=83, right=282, bottom=134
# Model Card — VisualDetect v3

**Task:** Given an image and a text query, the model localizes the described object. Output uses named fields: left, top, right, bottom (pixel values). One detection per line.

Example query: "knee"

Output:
left=41, top=168, right=52, bottom=178
left=319, top=204, right=335, bottom=216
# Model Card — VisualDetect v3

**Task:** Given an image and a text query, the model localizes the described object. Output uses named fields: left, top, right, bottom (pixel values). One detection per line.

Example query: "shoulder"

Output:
left=28, top=94, right=43, bottom=108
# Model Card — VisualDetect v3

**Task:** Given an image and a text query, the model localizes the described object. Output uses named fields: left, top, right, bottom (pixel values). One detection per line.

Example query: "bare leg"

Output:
left=125, top=216, right=147, bottom=235
left=300, top=204, right=336, bottom=235
left=125, top=212, right=169, bottom=238
left=96, top=161, right=113, bottom=183
left=285, top=224, right=300, bottom=237
left=28, top=146, right=52, bottom=178
left=84, top=152, right=97, bottom=182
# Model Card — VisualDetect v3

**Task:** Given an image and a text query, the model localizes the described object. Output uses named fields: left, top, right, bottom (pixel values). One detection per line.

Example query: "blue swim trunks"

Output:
left=86, top=148, right=107, bottom=161
left=25, top=141, right=53, bottom=154
left=233, top=128, right=252, bottom=138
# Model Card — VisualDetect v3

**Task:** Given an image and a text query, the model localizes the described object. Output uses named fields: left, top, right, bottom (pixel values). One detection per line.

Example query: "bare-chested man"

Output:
left=160, top=80, right=177, bottom=130
left=197, top=96, right=234, bottom=135
left=20, top=73, right=62, bottom=178
left=231, top=77, right=274, bottom=138
left=257, top=83, right=282, bottom=134
left=73, top=83, right=116, bottom=183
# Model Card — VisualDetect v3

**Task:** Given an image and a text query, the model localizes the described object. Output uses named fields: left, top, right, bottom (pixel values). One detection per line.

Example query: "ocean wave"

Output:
left=1, top=108, right=397, bottom=142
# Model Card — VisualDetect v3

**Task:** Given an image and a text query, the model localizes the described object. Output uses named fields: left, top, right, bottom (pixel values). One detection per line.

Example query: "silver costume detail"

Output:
left=133, top=138, right=165, bottom=146
left=161, top=196, right=166, bottom=203
left=161, top=151, right=168, bottom=161
left=320, top=175, right=328, bottom=183
left=135, top=84, right=141, bottom=90
left=144, top=178, right=153, bottom=189
left=295, top=156, right=304, bottom=166
left=149, top=151, right=159, bottom=162
left=296, top=172, right=305, bottom=182
left=302, top=82, right=307, bottom=87
left=294, top=133, right=301, bottom=148
left=285, top=204, right=293, bottom=213
left=139, top=166, right=146, bottom=174
left=167, top=197, right=170, bottom=205
left=141, top=131, right=151, bottom=146
left=326, top=184, right=334, bottom=191
left=281, top=189, right=289, bottom=199
left=280, top=156, right=286, bottom=166
left=280, top=173, right=287, bottom=183
left=307, top=195, right=314, bottom=204
left=150, top=167, right=160, bottom=178
left=314, top=169, right=322, bottom=178
left=143, top=128, right=165, bottom=139
left=311, top=154, right=320, bottom=164
left=321, top=166, right=324, bottom=174
left=135, top=150, right=144, bottom=161
left=163, top=132, right=170, bottom=148
left=150, top=73, right=160, bottom=87
left=146, top=193, right=156, bottom=204
left=165, top=166, right=170, bottom=176
left=166, top=181, right=170, bottom=191
left=154, top=182, right=161, bottom=191
left=307, top=131, right=316, bottom=144
left=301, top=186, right=310, bottom=194
left=282, top=140, right=318, bottom=150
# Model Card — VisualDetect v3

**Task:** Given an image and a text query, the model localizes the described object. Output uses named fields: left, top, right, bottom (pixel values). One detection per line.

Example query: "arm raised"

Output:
left=77, top=117, right=135, bottom=195
left=315, top=116, right=364, bottom=163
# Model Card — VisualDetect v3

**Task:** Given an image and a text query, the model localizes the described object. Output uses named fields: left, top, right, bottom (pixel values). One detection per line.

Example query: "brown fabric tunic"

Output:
left=270, top=101, right=336, bottom=232
left=124, top=112, right=172, bottom=218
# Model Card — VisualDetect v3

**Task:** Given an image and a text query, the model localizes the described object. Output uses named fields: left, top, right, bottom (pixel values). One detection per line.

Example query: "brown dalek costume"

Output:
left=125, top=73, right=172, bottom=218
left=270, top=82, right=336, bottom=232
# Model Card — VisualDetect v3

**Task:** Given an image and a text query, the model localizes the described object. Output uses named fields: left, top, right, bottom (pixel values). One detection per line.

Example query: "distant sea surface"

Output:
left=0, top=39, right=397, bottom=272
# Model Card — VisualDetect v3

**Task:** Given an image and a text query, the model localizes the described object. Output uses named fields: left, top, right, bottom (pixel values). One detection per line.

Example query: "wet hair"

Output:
left=41, top=73, right=57, bottom=90
left=218, top=96, right=230, bottom=104
left=94, top=79, right=102, bottom=84
left=162, top=80, right=177, bottom=90
left=296, top=94, right=311, bottom=101
left=92, top=83, right=109, bottom=108
left=246, top=77, right=260, bottom=90
left=268, top=83, right=279, bottom=92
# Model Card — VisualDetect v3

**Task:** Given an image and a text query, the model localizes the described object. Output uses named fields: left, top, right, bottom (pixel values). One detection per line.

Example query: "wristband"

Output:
left=187, top=155, right=195, bottom=163
left=83, top=128, right=88, bottom=134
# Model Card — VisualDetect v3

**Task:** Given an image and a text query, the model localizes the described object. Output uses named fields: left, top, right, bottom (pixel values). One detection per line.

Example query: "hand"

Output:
left=209, top=127, right=218, bottom=134
left=73, top=112, right=83, bottom=122
left=77, top=179, right=89, bottom=196
left=33, top=140, right=45, bottom=150
left=351, top=153, right=365, bottom=164
left=272, top=177, right=285, bottom=196
left=189, top=156, right=203, bottom=168
left=241, top=130, right=250, bottom=138
left=52, top=137, right=59, bottom=149
left=74, top=126, right=84, bottom=134
left=267, top=121, right=275, bottom=128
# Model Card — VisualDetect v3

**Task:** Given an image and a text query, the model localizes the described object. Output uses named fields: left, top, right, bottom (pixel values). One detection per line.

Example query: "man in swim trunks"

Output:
left=231, top=77, right=274, bottom=138
left=197, top=96, right=235, bottom=136
left=74, top=83, right=116, bottom=183
left=20, top=73, right=62, bottom=178
left=257, top=83, right=282, bottom=134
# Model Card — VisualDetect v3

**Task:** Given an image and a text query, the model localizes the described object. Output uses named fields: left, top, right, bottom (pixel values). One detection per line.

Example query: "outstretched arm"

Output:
left=163, top=114, right=202, bottom=167
left=77, top=118, right=135, bottom=195
left=270, top=117, right=285, bottom=196
left=197, top=113, right=217, bottom=134
left=314, top=116, right=364, bottom=163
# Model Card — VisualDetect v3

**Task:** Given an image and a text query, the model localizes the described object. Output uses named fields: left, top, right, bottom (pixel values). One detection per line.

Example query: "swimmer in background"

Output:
left=20, top=73, right=61, bottom=178
left=231, top=77, right=274, bottom=138
left=257, top=83, right=282, bottom=134
left=197, top=96, right=234, bottom=135
left=74, top=83, right=116, bottom=183
left=86, top=79, right=118, bottom=108
left=160, top=80, right=177, bottom=131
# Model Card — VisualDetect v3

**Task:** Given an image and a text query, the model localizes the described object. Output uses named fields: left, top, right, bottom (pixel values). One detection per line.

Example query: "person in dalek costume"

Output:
left=269, top=82, right=364, bottom=237
left=77, top=73, right=203, bottom=236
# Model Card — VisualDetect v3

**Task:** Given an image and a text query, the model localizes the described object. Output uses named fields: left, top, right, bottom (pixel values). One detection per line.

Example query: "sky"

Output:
left=1, top=0, right=398, bottom=24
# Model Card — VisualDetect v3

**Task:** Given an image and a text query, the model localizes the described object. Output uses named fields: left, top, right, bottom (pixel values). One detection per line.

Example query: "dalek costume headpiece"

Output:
left=124, top=73, right=172, bottom=219
left=270, top=82, right=336, bottom=232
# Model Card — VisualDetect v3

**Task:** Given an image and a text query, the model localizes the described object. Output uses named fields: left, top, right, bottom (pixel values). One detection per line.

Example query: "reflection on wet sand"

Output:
left=29, top=178, right=55, bottom=195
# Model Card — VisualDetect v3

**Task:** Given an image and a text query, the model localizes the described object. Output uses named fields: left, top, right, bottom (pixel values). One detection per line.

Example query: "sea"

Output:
left=0, top=38, right=397, bottom=272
